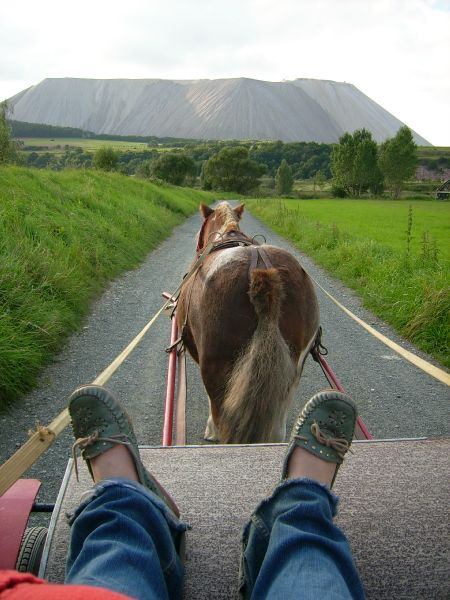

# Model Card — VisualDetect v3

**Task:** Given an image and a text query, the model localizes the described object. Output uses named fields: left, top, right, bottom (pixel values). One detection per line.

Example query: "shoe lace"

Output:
left=72, top=432, right=133, bottom=482
left=294, top=421, right=352, bottom=460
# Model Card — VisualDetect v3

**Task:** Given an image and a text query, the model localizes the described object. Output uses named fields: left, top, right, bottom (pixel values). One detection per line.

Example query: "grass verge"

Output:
left=246, top=198, right=449, bottom=368
left=0, top=166, right=216, bottom=408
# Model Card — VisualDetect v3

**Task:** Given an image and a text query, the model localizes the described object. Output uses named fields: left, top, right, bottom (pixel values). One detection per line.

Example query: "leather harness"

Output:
left=198, top=229, right=274, bottom=273
left=167, top=230, right=273, bottom=353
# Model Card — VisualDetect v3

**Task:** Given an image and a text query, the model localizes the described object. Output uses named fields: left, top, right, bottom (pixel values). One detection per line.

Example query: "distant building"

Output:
left=435, top=180, right=450, bottom=200
left=416, top=165, right=450, bottom=181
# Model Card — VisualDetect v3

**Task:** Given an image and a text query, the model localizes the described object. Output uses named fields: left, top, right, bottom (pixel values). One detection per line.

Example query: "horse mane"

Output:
left=197, top=202, right=243, bottom=252
left=215, top=202, right=242, bottom=233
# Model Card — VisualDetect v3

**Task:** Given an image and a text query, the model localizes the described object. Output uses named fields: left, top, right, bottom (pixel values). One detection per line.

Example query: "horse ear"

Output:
left=199, top=203, right=214, bottom=219
left=234, top=203, right=245, bottom=220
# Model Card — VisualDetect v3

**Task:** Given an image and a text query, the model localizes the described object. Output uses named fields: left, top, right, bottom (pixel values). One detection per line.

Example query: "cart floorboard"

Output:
left=42, top=438, right=449, bottom=599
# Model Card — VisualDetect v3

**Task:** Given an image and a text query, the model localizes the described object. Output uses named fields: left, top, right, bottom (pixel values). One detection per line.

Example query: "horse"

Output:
left=177, top=201, right=320, bottom=444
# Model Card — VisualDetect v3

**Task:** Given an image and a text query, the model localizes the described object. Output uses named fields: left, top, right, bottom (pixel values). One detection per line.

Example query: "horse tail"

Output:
left=220, top=268, right=297, bottom=443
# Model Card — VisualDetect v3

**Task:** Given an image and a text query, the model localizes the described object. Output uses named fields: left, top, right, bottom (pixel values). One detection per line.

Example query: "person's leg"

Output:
left=66, top=476, right=186, bottom=600
left=65, top=386, right=189, bottom=600
left=240, top=391, right=365, bottom=600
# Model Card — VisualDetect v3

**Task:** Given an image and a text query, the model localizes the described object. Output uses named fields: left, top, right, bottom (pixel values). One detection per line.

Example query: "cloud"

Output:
left=0, top=0, right=449, bottom=143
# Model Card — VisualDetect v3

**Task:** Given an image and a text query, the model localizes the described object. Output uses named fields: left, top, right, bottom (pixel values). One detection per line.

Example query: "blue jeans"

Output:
left=240, top=478, right=365, bottom=599
left=66, top=479, right=189, bottom=599
left=66, top=478, right=364, bottom=600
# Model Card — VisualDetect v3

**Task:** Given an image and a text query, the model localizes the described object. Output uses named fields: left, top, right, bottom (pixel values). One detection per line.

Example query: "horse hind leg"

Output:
left=270, top=376, right=299, bottom=441
left=204, top=397, right=219, bottom=442
left=200, top=358, right=231, bottom=442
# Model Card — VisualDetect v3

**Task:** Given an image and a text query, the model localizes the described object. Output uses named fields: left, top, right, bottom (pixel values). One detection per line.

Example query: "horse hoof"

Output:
left=204, top=434, right=218, bottom=442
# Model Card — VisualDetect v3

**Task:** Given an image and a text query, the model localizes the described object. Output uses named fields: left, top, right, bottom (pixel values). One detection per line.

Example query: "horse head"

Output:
left=196, top=202, right=245, bottom=253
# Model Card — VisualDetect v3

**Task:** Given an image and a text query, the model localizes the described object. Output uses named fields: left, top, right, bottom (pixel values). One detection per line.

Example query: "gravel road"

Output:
left=1, top=206, right=448, bottom=506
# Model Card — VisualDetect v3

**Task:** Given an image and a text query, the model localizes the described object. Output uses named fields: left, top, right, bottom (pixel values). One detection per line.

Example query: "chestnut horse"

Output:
left=177, top=201, right=320, bottom=443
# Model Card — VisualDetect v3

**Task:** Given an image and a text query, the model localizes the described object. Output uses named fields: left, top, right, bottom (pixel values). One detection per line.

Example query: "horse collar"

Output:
left=196, top=226, right=254, bottom=257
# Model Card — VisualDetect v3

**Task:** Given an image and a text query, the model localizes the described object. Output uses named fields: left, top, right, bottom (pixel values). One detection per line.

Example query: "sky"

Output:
left=1, top=0, right=449, bottom=145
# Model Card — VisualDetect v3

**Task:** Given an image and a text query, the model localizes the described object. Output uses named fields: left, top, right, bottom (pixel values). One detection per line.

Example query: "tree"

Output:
left=313, top=169, right=326, bottom=191
left=331, top=129, right=382, bottom=197
left=0, top=101, right=19, bottom=164
left=202, top=147, right=265, bottom=193
left=378, top=126, right=417, bottom=199
left=93, top=146, right=118, bottom=171
left=275, top=159, right=294, bottom=195
left=151, top=153, right=196, bottom=185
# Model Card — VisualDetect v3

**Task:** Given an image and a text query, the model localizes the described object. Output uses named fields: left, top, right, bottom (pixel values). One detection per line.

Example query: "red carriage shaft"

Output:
left=315, top=352, right=373, bottom=440
left=162, top=295, right=179, bottom=446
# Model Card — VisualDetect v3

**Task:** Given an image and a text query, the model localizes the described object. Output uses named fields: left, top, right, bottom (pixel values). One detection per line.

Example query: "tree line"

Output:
left=0, top=102, right=429, bottom=198
left=91, top=127, right=417, bottom=199
left=18, top=139, right=333, bottom=187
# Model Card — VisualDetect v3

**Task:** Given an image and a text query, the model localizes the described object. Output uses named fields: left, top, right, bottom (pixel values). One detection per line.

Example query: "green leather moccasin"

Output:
left=69, top=385, right=180, bottom=517
left=281, top=390, right=357, bottom=488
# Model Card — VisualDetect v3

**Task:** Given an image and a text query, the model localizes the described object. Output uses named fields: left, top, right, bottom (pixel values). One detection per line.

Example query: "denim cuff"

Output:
left=67, top=477, right=190, bottom=533
left=239, top=478, right=340, bottom=599
left=245, top=477, right=339, bottom=537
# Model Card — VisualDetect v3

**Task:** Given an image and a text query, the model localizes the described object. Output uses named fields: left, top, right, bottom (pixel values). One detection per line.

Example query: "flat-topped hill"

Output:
left=8, top=77, right=429, bottom=144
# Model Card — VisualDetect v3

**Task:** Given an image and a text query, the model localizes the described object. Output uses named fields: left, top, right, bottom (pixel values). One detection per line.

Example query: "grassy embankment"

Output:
left=0, top=166, right=218, bottom=408
left=247, top=198, right=449, bottom=368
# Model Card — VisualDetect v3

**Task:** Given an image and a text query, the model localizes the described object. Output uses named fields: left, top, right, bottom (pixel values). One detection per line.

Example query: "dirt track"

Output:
left=1, top=206, right=448, bottom=506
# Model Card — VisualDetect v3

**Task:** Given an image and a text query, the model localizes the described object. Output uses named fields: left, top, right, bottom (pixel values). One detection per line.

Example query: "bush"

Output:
left=93, top=147, right=118, bottom=171
left=331, top=184, right=348, bottom=198
left=202, top=146, right=265, bottom=193
left=151, top=153, right=196, bottom=186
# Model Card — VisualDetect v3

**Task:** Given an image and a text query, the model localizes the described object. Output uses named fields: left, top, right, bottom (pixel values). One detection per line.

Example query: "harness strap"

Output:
left=165, top=334, right=184, bottom=354
left=257, top=246, right=273, bottom=269
left=209, top=239, right=251, bottom=254
left=248, top=245, right=274, bottom=278
left=249, top=246, right=259, bottom=275
left=185, top=241, right=274, bottom=348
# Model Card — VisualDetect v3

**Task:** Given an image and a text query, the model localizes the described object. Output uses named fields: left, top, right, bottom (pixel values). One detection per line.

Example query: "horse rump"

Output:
left=219, top=267, right=298, bottom=443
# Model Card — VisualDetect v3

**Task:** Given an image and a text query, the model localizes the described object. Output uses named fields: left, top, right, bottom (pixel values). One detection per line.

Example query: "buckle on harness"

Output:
left=311, top=326, right=328, bottom=361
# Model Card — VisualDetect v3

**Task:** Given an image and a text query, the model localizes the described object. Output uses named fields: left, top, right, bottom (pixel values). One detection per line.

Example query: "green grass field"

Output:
left=292, top=179, right=441, bottom=199
left=19, top=138, right=149, bottom=153
left=417, top=146, right=450, bottom=160
left=246, top=197, right=450, bottom=367
left=0, top=167, right=219, bottom=408
left=294, top=180, right=332, bottom=192
left=261, top=198, right=449, bottom=263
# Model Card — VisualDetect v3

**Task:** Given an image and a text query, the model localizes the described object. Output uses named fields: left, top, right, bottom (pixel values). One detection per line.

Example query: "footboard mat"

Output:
left=42, top=438, right=449, bottom=599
